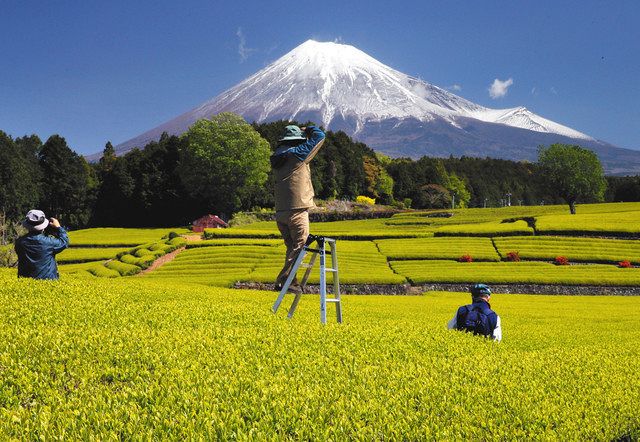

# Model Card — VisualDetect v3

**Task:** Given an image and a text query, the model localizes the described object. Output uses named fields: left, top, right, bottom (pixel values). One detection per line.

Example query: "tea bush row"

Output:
left=536, top=211, right=640, bottom=236
left=434, top=220, right=533, bottom=237
left=390, top=260, right=640, bottom=286
left=67, top=227, right=191, bottom=246
left=376, top=237, right=501, bottom=261
left=57, top=247, right=130, bottom=263
left=494, top=236, right=640, bottom=264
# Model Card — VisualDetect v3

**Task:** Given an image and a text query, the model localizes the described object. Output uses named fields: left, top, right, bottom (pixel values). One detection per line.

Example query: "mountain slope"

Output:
left=107, top=40, right=640, bottom=175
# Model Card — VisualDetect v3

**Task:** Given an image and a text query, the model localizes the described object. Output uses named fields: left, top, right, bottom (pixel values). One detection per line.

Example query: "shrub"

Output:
left=0, top=245, right=17, bottom=267
left=120, top=254, right=156, bottom=269
left=459, top=254, right=473, bottom=263
left=506, top=251, right=521, bottom=262
left=356, top=195, right=376, bottom=206
left=554, top=256, right=570, bottom=266
left=105, top=260, right=142, bottom=276
left=168, top=237, right=187, bottom=246
left=618, top=260, right=633, bottom=268
left=229, top=212, right=260, bottom=227
left=168, top=231, right=180, bottom=240
left=87, top=265, right=120, bottom=278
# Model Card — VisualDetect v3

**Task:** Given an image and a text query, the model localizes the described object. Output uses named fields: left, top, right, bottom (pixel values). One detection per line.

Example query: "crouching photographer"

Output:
left=15, top=209, right=69, bottom=280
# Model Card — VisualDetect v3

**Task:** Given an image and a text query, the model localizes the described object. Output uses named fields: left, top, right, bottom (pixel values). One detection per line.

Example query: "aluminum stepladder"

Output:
left=271, top=235, right=342, bottom=324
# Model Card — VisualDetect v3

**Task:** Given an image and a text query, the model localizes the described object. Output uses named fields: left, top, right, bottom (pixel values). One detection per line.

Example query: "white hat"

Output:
left=22, top=209, right=49, bottom=231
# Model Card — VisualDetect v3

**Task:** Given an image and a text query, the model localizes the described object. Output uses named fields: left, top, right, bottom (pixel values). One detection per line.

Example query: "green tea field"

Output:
left=3, top=202, right=640, bottom=438
left=1, top=273, right=639, bottom=439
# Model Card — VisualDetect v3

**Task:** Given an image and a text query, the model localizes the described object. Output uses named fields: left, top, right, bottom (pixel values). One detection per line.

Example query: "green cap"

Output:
left=278, top=125, right=306, bottom=142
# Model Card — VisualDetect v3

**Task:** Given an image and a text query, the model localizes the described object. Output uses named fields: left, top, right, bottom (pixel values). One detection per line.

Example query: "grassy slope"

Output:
left=0, top=273, right=638, bottom=439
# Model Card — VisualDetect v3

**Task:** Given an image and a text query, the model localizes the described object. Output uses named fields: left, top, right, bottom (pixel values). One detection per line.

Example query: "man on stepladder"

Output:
left=270, top=124, right=325, bottom=294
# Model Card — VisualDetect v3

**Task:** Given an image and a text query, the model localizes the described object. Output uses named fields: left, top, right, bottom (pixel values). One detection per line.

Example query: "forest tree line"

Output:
left=1, top=113, right=639, bottom=239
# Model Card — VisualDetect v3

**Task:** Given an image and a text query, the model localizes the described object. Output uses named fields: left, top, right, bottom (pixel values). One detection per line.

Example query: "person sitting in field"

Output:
left=14, top=210, right=69, bottom=280
left=448, top=283, right=502, bottom=342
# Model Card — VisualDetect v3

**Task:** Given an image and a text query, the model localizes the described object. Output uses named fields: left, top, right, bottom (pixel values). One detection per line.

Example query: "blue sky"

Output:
left=1, top=0, right=639, bottom=155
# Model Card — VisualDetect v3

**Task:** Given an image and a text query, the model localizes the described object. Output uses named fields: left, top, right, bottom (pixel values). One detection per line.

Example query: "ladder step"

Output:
left=324, top=268, right=338, bottom=272
left=326, top=299, right=341, bottom=303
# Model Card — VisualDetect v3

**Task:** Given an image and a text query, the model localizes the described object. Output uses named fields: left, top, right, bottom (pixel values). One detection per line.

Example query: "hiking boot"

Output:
left=274, top=283, right=303, bottom=294
left=288, top=283, right=303, bottom=295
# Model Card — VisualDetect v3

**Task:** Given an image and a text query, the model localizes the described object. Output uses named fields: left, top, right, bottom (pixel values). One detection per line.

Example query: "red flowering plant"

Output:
left=506, top=251, right=521, bottom=262
left=618, top=260, right=633, bottom=268
left=459, top=254, right=473, bottom=263
left=554, top=256, right=569, bottom=266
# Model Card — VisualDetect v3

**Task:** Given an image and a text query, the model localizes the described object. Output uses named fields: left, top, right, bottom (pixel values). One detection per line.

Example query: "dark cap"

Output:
left=470, top=283, right=491, bottom=299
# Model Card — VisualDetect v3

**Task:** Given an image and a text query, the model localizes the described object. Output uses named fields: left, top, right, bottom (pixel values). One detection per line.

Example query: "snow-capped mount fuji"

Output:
left=109, top=40, right=640, bottom=174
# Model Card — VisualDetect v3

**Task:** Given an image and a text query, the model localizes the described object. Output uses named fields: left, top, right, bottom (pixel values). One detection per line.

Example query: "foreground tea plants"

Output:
left=0, top=274, right=638, bottom=439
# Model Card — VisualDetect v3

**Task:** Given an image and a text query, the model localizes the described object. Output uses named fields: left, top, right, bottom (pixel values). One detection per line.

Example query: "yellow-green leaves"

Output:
left=0, top=276, right=638, bottom=439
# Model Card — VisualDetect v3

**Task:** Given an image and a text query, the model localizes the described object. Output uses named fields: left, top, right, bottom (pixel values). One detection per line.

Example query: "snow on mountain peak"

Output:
left=112, top=39, right=595, bottom=161
left=199, top=40, right=592, bottom=140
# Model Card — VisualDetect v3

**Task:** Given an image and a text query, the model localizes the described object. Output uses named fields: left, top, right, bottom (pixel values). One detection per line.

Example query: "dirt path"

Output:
left=182, top=234, right=203, bottom=242
left=138, top=246, right=185, bottom=275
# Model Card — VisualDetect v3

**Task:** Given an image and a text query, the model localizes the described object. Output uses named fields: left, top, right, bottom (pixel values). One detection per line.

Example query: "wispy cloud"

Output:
left=448, top=84, right=462, bottom=91
left=236, top=27, right=255, bottom=63
left=531, top=87, right=537, bottom=95
left=488, top=78, right=514, bottom=99
left=550, top=86, right=558, bottom=95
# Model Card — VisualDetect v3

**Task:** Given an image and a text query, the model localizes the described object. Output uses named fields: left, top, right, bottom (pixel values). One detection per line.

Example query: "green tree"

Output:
left=38, top=135, right=92, bottom=227
left=447, top=173, right=471, bottom=208
left=98, top=141, right=117, bottom=174
left=0, top=132, right=41, bottom=222
left=538, top=144, right=606, bottom=214
left=179, top=113, right=271, bottom=216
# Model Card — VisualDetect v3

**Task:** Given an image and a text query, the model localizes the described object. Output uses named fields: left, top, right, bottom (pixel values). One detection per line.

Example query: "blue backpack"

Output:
left=456, top=302, right=497, bottom=338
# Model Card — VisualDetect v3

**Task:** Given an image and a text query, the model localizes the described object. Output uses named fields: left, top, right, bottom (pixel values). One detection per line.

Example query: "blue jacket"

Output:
left=15, top=227, right=69, bottom=280
left=270, top=126, right=326, bottom=166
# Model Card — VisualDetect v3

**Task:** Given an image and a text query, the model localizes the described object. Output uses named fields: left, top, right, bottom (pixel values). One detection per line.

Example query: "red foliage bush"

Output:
left=618, top=260, right=633, bottom=268
left=554, top=256, right=569, bottom=266
left=459, top=254, right=473, bottom=263
left=506, top=251, right=521, bottom=262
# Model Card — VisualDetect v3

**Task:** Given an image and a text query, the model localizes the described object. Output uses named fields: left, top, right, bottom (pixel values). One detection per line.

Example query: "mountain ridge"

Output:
left=101, top=40, right=640, bottom=175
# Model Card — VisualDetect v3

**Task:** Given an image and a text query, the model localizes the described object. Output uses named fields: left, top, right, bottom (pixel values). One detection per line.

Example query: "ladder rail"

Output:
left=330, top=240, right=342, bottom=323
left=272, top=235, right=342, bottom=324
left=271, top=247, right=308, bottom=314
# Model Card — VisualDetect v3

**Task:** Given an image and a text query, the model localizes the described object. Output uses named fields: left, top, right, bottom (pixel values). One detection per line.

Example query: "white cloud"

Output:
left=447, top=84, right=462, bottom=91
left=236, top=27, right=255, bottom=62
left=531, top=87, right=537, bottom=95
left=488, top=77, right=514, bottom=99
left=550, top=86, right=558, bottom=95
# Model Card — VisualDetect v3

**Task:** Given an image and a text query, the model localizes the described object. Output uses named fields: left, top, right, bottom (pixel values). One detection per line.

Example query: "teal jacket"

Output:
left=15, top=227, right=69, bottom=280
